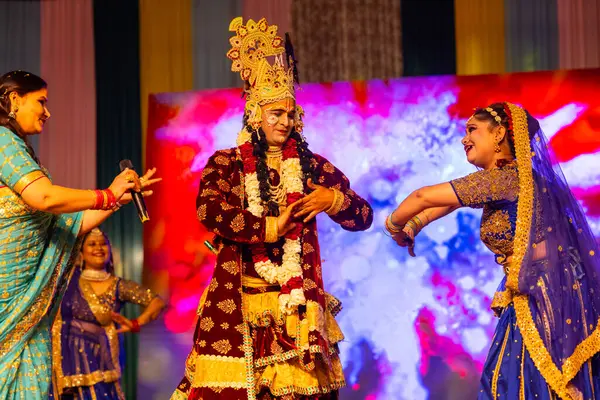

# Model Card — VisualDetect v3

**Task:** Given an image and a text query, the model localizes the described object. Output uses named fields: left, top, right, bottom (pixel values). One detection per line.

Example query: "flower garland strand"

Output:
left=239, top=132, right=305, bottom=315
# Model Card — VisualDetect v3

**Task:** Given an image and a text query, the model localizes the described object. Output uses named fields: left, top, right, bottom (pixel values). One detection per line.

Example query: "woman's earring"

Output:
left=8, top=106, right=17, bottom=119
left=494, top=142, right=501, bottom=153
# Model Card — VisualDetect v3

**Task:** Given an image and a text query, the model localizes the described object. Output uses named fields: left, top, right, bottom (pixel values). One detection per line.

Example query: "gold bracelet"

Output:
left=385, top=214, right=403, bottom=234
left=413, top=215, right=424, bottom=232
left=101, top=191, right=108, bottom=210
left=326, top=188, right=344, bottom=216
left=265, top=216, right=279, bottom=243
left=405, top=219, right=418, bottom=233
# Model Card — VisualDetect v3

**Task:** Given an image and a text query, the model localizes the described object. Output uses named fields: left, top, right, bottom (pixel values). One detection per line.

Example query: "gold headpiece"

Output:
left=485, top=107, right=502, bottom=124
left=466, top=106, right=502, bottom=126
left=89, top=227, right=104, bottom=237
left=227, top=17, right=302, bottom=133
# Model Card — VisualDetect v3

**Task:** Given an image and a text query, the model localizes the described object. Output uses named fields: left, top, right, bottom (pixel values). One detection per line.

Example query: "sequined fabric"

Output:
left=451, top=161, right=519, bottom=263
left=51, top=268, right=158, bottom=399
left=479, top=305, right=600, bottom=399
left=451, top=102, right=600, bottom=398
left=0, top=127, right=83, bottom=399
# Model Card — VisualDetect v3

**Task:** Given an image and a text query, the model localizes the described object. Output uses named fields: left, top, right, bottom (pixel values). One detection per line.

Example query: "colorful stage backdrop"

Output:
left=139, top=69, right=600, bottom=399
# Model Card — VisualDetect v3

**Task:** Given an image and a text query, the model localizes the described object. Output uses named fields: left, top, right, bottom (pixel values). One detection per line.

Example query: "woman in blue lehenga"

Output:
left=51, top=228, right=165, bottom=399
left=387, top=102, right=600, bottom=399
left=0, top=71, right=160, bottom=399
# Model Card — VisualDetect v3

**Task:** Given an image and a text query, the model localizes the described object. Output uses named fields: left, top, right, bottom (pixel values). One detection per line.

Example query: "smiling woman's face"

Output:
left=461, top=117, right=498, bottom=170
left=81, top=232, right=111, bottom=271
left=11, top=88, right=50, bottom=135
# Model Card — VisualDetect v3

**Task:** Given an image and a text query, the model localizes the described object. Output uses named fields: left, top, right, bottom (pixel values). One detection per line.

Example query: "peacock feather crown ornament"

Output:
left=227, top=16, right=303, bottom=137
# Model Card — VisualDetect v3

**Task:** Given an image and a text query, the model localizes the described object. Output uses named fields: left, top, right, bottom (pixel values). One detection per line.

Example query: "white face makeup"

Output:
left=260, top=98, right=296, bottom=147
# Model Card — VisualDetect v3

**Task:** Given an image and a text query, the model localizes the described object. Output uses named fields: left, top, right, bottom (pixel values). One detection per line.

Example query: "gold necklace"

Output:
left=266, top=146, right=282, bottom=171
left=265, top=146, right=286, bottom=208
left=266, top=146, right=282, bottom=155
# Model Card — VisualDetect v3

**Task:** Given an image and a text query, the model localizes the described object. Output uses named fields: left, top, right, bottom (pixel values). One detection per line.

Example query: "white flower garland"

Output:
left=245, top=156, right=306, bottom=315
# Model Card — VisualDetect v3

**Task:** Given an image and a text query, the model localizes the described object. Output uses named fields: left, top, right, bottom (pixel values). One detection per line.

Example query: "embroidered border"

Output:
left=562, top=318, right=600, bottom=382
left=520, top=341, right=526, bottom=400
left=243, top=321, right=257, bottom=400
left=188, top=354, right=247, bottom=389
left=513, top=295, right=569, bottom=399
left=490, top=289, right=513, bottom=316
left=60, top=370, right=120, bottom=389
left=492, top=329, right=509, bottom=400
left=503, top=102, right=568, bottom=398
left=1, top=238, right=70, bottom=358
left=505, top=102, right=533, bottom=292
left=506, top=101, right=598, bottom=399
left=255, top=378, right=346, bottom=397
left=51, top=305, right=64, bottom=394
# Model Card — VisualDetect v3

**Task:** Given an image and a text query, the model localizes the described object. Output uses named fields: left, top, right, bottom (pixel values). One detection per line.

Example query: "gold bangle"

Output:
left=265, top=216, right=279, bottom=243
left=385, top=214, right=403, bottom=234
left=326, top=188, right=344, bottom=216
left=405, top=219, right=417, bottom=233
left=413, top=215, right=424, bottom=232
left=101, top=191, right=108, bottom=210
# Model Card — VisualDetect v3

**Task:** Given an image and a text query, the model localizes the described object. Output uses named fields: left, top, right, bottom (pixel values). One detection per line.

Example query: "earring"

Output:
left=8, top=106, right=17, bottom=119
left=494, top=143, right=501, bottom=153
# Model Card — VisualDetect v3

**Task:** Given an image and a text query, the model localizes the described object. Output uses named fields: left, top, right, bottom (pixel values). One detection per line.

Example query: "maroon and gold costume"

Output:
left=171, top=15, right=373, bottom=399
left=171, top=148, right=372, bottom=400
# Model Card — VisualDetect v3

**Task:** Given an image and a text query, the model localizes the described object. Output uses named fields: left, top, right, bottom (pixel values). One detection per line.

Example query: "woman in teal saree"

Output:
left=0, top=71, right=160, bottom=399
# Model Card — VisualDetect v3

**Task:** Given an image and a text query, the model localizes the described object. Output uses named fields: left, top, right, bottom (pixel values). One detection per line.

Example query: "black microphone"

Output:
left=119, top=159, right=150, bottom=223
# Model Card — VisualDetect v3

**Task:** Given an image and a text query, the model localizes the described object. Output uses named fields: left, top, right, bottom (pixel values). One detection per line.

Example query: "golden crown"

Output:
left=227, top=17, right=300, bottom=132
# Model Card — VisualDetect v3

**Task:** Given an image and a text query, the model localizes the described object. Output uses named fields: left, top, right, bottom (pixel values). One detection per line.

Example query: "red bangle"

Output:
left=91, top=189, right=117, bottom=211
left=105, top=189, right=117, bottom=209
left=91, top=190, right=104, bottom=210
left=130, top=319, right=141, bottom=333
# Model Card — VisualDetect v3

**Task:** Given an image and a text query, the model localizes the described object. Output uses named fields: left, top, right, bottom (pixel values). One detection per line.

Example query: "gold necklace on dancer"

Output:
left=266, top=146, right=287, bottom=212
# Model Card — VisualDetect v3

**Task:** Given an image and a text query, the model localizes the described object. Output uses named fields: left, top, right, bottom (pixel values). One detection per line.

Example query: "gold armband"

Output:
left=13, top=170, right=46, bottom=195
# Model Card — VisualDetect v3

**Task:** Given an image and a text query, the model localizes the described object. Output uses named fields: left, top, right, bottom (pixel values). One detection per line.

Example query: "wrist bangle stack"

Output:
left=90, top=189, right=117, bottom=211
left=406, top=214, right=425, bottom=235
left=385, top=214, right=404, bottom=234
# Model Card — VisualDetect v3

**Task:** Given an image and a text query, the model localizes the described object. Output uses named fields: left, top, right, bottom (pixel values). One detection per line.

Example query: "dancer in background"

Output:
left=171, top=17, right=373, bottom=400
left=51, top=228, right=165, bottom=400
left=389, top=102, right=600, bottom=399
left=0, top=71, right=160, bottom=399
